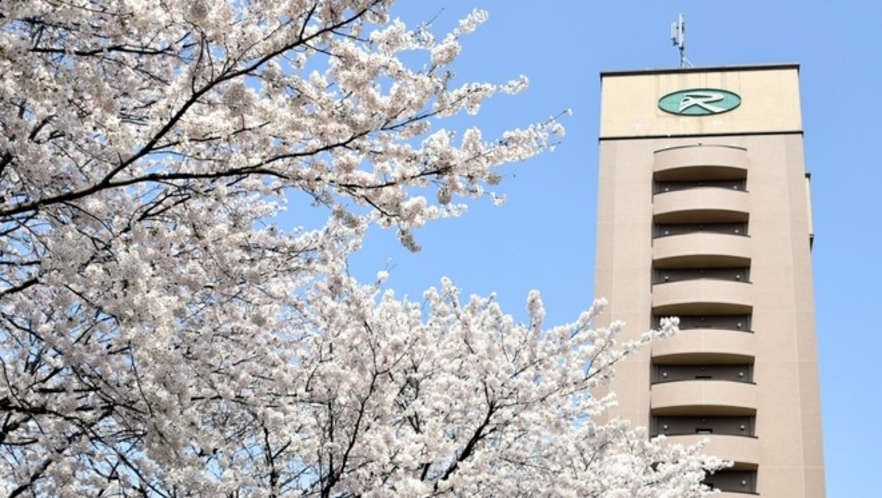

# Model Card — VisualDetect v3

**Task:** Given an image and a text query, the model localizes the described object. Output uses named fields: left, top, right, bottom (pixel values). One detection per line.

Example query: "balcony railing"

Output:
left=651, top=379, right=757, bottom=416
left=653, top=187, right=750, bottom=224
left=665, top=434, right=761, bottom=468
left=652, top=279, right=753, bottom=316
left=653, top=144, right=749, bottom=182
left=653, top=232, right=752, bottom=270
left=651, top=328, right=756, bottom=365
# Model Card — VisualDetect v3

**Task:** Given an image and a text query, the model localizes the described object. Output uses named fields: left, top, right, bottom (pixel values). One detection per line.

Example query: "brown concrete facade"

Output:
left=595, top=65, right=825, bottom=497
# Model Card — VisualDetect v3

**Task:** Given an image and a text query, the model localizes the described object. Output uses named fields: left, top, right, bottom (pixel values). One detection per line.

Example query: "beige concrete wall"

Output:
left=652, top=328, right=757, bottom=364
left=595, top=65, right=825, bottom=497
left=600, top=65, right=802, bottom=138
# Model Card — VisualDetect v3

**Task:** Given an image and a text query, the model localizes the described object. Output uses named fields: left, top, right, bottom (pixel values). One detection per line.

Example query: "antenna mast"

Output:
left=670, top=14, right=692, bottom=68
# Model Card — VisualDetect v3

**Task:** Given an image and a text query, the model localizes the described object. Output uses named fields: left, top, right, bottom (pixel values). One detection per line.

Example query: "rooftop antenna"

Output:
left=670, top=14, right=693, bottom=68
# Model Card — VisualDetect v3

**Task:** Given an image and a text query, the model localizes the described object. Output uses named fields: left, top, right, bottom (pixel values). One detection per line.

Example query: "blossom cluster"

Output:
left=0, top=1, right=718, bottom=496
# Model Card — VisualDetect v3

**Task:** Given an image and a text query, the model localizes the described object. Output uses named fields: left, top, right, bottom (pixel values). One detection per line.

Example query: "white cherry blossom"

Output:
left=0, top=1, right=720, bottom=496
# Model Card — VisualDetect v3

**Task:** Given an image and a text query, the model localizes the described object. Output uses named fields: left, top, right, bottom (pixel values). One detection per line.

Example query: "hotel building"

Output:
left=594, top=64, right=825, bottom=497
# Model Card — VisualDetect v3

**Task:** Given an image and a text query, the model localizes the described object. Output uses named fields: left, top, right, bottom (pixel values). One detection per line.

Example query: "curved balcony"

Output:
left=653, top=188, right=750, bottom=224
left=652, top=329, right=756, bottom=365
left=652, top=280, right=752, bottom=316
left=651, top=380, right=757, bottom=416
left=654, top=144, right=749, bottom=182
left=654, top=232, right=752, bottom=269
left=663, top=434, right=760, bottom=469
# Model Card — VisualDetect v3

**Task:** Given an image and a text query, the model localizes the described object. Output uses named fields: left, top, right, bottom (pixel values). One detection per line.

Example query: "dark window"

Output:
left=655, top=314, right=752, bottom=332
left=653, top=267, right=750, bottom=284
left=654, top=222, right=748, bottom=238
left=654, top=179, right=747, bottom=194
left=653, top=364, right=753, bottom=384
left=653, top=416, right=755, bottom=438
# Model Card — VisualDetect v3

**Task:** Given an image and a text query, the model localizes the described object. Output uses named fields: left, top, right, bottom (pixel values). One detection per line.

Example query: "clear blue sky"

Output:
left=339, top=2, right=879, bottom=495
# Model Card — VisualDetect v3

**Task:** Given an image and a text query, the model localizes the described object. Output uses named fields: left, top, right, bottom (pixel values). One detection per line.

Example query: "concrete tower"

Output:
left=595, top=64, right=825, bottom=497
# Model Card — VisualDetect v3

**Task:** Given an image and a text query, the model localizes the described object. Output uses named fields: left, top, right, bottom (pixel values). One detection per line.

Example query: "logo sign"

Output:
left=658, top=88, right=741, bottom=116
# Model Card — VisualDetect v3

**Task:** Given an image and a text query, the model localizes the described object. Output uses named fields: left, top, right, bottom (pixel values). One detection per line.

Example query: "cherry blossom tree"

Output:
left=0, top=1, right=720, bottom=496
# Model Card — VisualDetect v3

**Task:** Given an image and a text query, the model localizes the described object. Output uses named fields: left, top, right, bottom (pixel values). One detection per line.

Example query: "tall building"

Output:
left=594, top=64, right=825, bottom=497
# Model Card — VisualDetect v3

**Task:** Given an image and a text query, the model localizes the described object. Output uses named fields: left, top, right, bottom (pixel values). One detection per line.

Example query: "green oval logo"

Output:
left=658, top=88, right=741, bottom=116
